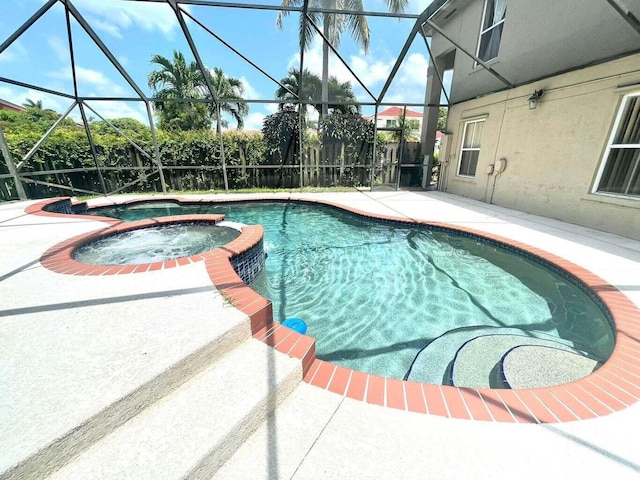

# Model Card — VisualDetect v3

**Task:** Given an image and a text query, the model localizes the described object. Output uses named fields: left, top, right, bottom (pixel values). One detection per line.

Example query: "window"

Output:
left=458, top=119, right=484, bottom=177
left=595, top=92, right=640, bottom=198
left=476, top=0, right=506, bottom=63
left=386, top=119, right=397, bottom=128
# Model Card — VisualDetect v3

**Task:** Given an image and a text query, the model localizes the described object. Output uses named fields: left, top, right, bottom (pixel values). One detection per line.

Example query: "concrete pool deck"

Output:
left=1, top=190, right=640, bottom=479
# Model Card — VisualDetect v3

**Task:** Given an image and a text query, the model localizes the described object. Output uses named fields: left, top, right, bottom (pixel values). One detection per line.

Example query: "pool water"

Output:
left=73, top=223, right=240, bottom=265
left=90, top=201, right=614, bottom=383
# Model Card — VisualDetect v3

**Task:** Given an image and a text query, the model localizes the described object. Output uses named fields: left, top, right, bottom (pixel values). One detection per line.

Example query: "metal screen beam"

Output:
left=370, top=104, right=380, bottom=189
left=0, top=0, right=57, bottom=56
left=170, top=2, right=219, bottom=105
left=64, top=3, right=80, bottom=99
left=20, top=176, right=101, bottom=196
left=79, top=102, right=108, bottom=195
left=216, top=104, right=229, bottom=191
left=63, top=0, right=148, bottom=101
left=125, top=0, right=420, bottom=18
left=83, top=103, right=153, bottom=160
left=16, top=102, right=78, bottom=171
left=145, top=102, right=168, bottom=193
left=306, top=16, right=377, bottom=102
left=107, top=169, right=159, bottom=196
left=377, top=21, right=420, bottom=104
left=604, top=0, right=640, bottom=35
left=0, top=77, right=75, bottom=100
left=0, top=126, right=27, bottom=200
left=419, top=24, right=450, bottom=106
left=181, top=9, right=297, bottom=98
left=296, top=0, right=311, bottom=189
left=424, top=19, right=514, bottom=89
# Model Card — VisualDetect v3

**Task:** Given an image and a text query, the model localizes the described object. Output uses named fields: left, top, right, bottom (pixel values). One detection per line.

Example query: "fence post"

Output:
left=0, top=126, right=27, bottom=200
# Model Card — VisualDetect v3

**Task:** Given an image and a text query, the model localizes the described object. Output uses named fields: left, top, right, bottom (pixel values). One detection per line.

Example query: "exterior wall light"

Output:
left=528, top=89, right=544, bottom=110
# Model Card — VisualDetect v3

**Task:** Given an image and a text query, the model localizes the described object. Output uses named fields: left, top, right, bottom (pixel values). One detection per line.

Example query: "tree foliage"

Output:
left=277, top=0, right=407, bottom=116
left=262, top=107, right=300, bottom=165
left=438, top=107, right=448, bottom=131
left=147, top=50, right=248, bottom=132
left=274, top=68, right=359, bottom=127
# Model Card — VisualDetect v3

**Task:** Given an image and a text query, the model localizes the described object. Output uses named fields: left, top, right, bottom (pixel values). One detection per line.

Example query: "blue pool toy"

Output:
left=283, top=317, right=308, bottom=335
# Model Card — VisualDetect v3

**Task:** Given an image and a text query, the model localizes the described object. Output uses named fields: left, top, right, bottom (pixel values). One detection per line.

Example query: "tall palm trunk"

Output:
left=321, top=13, right=330, bottom=117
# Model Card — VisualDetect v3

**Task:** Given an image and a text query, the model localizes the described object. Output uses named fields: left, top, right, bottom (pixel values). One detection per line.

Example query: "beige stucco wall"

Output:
left=440, top=53, right=640, bottom=240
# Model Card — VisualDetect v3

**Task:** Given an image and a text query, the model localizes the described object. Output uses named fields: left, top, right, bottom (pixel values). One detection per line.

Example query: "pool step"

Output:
left=450, top=334, right=586, bottom=388
left=46, top=339, right=302, bottom=480
left=501, top=345, right=600, bottom=389
left=405, top=326, right=577, bottom=385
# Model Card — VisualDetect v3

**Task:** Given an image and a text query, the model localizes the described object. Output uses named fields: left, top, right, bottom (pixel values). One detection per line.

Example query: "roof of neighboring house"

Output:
left=0, top=98, right=25, bottom=112
left=377, top=107, right=423, bottom=118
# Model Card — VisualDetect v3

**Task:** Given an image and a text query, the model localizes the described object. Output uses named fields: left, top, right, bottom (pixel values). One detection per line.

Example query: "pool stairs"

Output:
left=406, top=326, right=602, bottom=388
left=5, top=321, right=303, bottom=480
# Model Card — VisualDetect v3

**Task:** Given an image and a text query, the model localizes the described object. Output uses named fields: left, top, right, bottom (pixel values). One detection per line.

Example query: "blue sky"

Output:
left=0, top=0, right=438, bottom=130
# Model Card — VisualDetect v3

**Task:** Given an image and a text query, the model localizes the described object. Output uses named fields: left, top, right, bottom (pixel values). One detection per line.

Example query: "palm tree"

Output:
left=23, top=98, right=43, bottom=110
left=277, top=0, right=407, bottom=116
left=208, top=67, right=248, bottom=133
left=275, top=68, right=321, bottom=113
left=147, top=50, right=248, bottom=132
left=148, top=50, right=210, bottom=130
left=275, top=68, right=359, bottom=119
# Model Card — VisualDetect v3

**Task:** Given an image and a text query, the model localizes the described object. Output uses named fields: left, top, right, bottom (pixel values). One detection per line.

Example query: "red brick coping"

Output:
left=27, top=197, right=640, bottom=423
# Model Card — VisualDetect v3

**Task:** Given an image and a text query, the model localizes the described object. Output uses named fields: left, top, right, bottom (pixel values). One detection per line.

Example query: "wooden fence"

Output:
left=0, top=141, right=424, bottom=200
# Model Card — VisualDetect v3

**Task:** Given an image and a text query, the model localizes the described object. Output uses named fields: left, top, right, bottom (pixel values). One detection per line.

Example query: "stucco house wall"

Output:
left=440, top=53, right=640, bottom=240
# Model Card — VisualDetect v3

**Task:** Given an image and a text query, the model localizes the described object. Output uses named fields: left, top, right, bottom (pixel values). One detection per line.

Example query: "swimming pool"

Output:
left=89, top=200, right=614, bottom=386
left=73, top=222, right=240, bottom=265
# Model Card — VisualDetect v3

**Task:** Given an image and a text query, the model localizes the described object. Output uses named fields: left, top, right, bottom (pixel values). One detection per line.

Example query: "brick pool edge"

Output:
left=26, top=197, right=640, bottom=424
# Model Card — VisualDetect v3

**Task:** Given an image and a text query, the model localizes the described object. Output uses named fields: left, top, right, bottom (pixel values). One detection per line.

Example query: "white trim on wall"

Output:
left=457, top=118, right=485, bottom=177
left=592, top=91, right=640, bottom=200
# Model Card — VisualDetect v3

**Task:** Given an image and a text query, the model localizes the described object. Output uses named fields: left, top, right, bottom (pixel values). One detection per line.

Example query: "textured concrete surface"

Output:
left=451, top=334, right=585, bottom=388
left=503, top=345, right=600, bottom=389
left=0, top=200, right=250, bottom=478
left=49, top=340, right=301, bottom=480
left=2, top=190, right=640, bottom=479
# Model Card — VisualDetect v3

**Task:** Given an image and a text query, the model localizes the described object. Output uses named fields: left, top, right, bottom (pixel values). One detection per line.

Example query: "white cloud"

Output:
left=239, top=77, right=260, bottom=101
left=0, top=40, right=28, bottom=63
left=0, top=85, right=67, bottom=113
left=84, top=101, right=148, bottom=123
left=350, top=55, right=394, bottom=85
left=48, top=66, right=131, bottom=97
left=288, top=39, right=357, bottom=85
left=264, top=103, right=279, bottom=114
left=287, top=38, right=397, bottom=97
left=70, top=0, right=186, bottom=39
left=242, top=111, right=266, bottom=131
left=397, top=53, right=429, bottom=86
left=48, top=36, right=69, bottom=63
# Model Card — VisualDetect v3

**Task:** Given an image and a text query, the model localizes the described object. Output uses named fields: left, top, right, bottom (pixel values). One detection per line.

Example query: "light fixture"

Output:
left=528, top=89, right=544, bottom=110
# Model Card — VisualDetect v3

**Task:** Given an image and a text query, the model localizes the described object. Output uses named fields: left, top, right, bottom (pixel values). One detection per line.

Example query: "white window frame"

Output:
left=475, top=0, right=506, bottom=66
left=592, top=91, right=640, bottom=199
left=457, top=119, right=485, bottom=178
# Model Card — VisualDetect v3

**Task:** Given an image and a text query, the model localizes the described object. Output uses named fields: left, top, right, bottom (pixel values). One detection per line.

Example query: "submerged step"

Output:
left=451, top=334, right=586, bottom=389
left=501, top=345, right=600, bottom=389
left=47, top=339, right=302, bottom=480
left=405, top=326, right=578, bottom=385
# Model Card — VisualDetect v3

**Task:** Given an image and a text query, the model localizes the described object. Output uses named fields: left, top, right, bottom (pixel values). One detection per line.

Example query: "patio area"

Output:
left=1, top=190, right=640, bottom=479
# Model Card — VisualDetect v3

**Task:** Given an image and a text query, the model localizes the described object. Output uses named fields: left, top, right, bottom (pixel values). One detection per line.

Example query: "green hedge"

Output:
left=1, top=111, right=393, bottom=199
